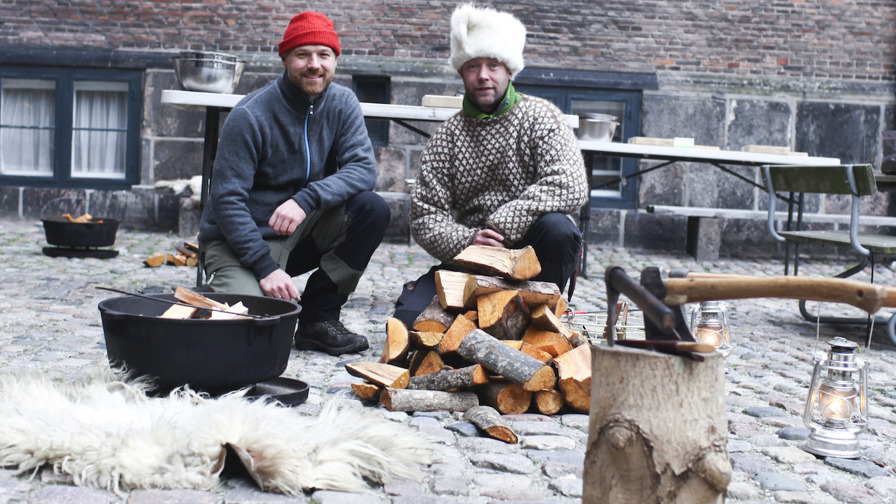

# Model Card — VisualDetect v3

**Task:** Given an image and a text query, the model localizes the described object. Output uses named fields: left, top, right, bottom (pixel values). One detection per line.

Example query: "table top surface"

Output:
left=161, top=90, right=840, bottom=167
left=160, top=89, right=579, bottom=125
left=577, top=139, right=841, bottom=166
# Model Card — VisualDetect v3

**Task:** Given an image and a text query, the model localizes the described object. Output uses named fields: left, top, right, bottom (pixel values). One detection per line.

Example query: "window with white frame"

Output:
left=0, top=67, right=141, bottom=188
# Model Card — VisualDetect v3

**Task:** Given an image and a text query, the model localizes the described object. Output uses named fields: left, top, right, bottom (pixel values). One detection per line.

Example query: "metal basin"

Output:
left=98, top=293, right=300, bottom=391
left=578, top=115, right=619, bottom=142
left=172, top=55, right=245, bottom=94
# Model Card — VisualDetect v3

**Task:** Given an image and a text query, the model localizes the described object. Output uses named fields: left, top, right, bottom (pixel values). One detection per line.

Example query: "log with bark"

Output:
left=453, top=245, right=541, bottom=281
left=345, top=362, right=410, bottom=389
left=457, top=329, right=556, bottom=391
left=464, top=405, right=518, bottom=443
left=380, top=317, right=410, bottom=365
left=477, top=290, right=530, bottom=340
left=413, top=296, right=455, bottom=333
left=407, top=364, right=488, bottom=391
left=463, top=275, right=561, bottom=310
left=478, top=380, right=532, bottom=415
left=553, top=343, right=591, bottom=413
left=380, top=387, right=479, bottom=412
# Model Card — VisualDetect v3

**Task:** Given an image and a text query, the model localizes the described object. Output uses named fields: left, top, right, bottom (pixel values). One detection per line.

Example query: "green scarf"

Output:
left=462, top=82, right=522, bottom=119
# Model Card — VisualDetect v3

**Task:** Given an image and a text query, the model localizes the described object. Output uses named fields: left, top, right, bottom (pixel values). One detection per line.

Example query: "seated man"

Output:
left=199, top=11, right=389, bottom=356
left=393, top=4, right=588, bottom=327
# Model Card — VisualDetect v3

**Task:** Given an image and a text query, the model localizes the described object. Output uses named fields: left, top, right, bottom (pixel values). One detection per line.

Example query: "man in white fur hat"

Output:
left=393, top=3, right=589, bottom=327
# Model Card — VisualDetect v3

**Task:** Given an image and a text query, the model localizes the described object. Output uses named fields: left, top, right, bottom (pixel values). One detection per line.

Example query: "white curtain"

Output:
left=71, top=81, right=127, bottom=178
left=0, top=79, right=55, bottom=176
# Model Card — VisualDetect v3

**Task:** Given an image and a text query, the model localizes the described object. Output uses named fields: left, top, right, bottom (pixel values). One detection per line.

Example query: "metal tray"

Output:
left=249, top=377, right=309, bottom=406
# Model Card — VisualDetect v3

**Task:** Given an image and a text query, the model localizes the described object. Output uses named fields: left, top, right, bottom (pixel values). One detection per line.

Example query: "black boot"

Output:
left=294, top=320, right=369, bottom=356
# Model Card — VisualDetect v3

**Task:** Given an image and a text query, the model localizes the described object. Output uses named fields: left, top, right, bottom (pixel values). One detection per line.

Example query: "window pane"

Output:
left=0, top=79, right=56, bottom=176
left=71, top=81, right=128, bottom=179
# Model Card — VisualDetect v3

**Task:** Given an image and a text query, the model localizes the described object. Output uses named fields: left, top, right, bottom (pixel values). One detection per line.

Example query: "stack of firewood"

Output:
left=144, top=241, right=199, bottom=268
left=346, top=245, right=593, bottom=422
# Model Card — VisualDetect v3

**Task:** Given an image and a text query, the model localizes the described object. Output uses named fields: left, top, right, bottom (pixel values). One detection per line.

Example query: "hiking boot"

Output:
left=294, top=320, right=369, bottom=356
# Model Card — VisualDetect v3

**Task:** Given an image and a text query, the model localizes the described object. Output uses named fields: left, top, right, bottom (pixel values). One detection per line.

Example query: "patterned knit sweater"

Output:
left=410, top=94, right=589, bottom=263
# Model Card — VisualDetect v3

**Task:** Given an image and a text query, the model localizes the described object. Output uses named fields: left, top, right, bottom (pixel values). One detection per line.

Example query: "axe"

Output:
left=603, top=265, right=889, bottom=345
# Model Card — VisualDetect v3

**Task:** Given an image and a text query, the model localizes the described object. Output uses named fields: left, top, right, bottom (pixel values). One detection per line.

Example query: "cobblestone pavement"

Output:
left=2, top=218, right=896, bottom=503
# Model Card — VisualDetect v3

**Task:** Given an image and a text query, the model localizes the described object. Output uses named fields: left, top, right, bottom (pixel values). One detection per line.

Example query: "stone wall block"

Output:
left=726, top=100, right=792, bottom=152
left=22, top=189, right=88, bottom=220
left=374, top=146, right=409, bottom=192
left=796, top=102, right=880, bottom=164
left=153, top=139, right=205, bottom=182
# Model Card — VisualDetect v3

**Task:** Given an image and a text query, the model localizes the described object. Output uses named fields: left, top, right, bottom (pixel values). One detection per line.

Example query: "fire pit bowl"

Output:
left=98, top=293, right=300, bottom=391
left=42, top=217, right=120, bottom=248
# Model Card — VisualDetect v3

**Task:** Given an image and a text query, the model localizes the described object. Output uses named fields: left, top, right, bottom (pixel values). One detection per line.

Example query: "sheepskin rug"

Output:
left=0, top=370, right=436, bottom=495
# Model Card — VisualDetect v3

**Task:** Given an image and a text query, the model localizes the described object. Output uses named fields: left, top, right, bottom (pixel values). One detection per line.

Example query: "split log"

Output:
left=380, top=387, right=479, bottom=412
left=345, top=362, right=409, bottom=389
left=174, top=286, right=229, bottom=310
left=435, top=270, right=474, bottom=310
left=208, top=301, right=250, bottom=320
left=410, top=330, right=444, bottom=349
left=567, top=331, right=590, bottom=348
left=520, top=342, right=554, bottom=364
left=457, top=329, right=556, bottom=391
left=477, top=290, right=529, bottom=340
left=463, top=275, right=561, bottom=309
left=534, top=389, right=564, bottom=415
left=351, top=382, right=382, bottom=400
left=173, top=242, right=199, bottom=260
left=413, top=296, right=455, bottom=333
left=553, top=343, right=591, bottom=413
left=478, top=380, right=532, bottom=414
left=554, top=297, right=568, bottom=318
left=530, top=304, right=566, bottom=333
left=408, top=350, right=445, bottom=376
left=436, top=314, right=477, bottom=355
left=380, top=317, right=410, bottom=365
left=159, top=303, right=198, bottom=319
left=583, top=345, right=730, bottom=504
left=453, top=245, right=541, bottom=281
left=464, top=405, right=518, bottom=443
left=407, top=364, right=488, bottom=391
left=522, top=326, right=573, bottom=357
left=183, top=241, right=199, bottom=253
left=144, top=253, right=165, bottom=268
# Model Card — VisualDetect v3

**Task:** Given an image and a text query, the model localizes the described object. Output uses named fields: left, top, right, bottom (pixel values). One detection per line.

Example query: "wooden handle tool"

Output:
left=662, top=276, right=886, bottom=314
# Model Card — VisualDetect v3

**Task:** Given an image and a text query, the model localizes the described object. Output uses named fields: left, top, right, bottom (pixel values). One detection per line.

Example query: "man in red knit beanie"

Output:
left=199, top=12, right=389, bottom=356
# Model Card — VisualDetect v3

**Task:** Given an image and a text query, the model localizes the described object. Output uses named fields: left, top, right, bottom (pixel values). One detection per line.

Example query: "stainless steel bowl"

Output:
left=172, top=56, right=245, bottom=94
left=578, top=117, right=619, bottom=142
left=178, top=50, right=240, bottom=63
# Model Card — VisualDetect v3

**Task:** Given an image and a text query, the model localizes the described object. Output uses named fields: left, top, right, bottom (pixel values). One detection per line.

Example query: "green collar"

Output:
left=462, top=82, right=522, bottom=119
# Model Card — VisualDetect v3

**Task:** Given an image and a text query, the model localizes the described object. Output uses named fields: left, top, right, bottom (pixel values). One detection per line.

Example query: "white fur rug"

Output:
left=0, top=370, right=435, bottom=495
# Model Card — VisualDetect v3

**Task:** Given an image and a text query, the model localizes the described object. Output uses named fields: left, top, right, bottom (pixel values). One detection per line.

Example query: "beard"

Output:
left=291, top=71, right=334, bottom=99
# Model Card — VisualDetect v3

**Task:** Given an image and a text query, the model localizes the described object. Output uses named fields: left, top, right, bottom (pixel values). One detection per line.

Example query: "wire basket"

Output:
left=561, top=302, right=646, bottom=343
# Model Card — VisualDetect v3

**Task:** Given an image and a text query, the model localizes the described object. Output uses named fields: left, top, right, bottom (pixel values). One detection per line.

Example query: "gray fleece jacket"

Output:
left=198, top=72, right=377, bottom=280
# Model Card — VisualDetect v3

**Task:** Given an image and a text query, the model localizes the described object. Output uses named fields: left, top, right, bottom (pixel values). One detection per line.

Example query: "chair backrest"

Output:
left=763, top=163, right=877, bottom=256
left=763, top=164, right=877, bottom=196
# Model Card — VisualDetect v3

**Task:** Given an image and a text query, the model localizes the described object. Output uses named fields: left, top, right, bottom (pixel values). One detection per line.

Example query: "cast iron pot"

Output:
left=98, top=293, right=300, bottom=391
left=42, top=217, right=120, bottom=248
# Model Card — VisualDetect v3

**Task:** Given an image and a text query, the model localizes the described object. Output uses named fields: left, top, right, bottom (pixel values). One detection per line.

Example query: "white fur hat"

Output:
left=449, top=3, right=526, bottom=77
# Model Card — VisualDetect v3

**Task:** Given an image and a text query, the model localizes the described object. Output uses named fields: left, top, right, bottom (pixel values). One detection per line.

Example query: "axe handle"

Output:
left=662, top=276, right=886, bottom=314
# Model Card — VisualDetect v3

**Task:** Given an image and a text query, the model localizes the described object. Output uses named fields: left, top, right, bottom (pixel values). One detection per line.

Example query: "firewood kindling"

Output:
left=347, top=246, right=591, bottom=417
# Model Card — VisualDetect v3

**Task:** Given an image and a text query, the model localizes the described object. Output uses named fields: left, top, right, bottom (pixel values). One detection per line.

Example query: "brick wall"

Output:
left=1, top=0, right=893, bottom=82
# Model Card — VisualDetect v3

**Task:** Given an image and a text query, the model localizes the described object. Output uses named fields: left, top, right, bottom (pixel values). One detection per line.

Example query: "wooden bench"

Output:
left=763, top=163, right=896, bottom=346
left=646, top=201, right=896, bottom=262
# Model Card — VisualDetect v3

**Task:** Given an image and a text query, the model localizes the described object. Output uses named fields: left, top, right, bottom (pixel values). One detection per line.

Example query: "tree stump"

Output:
left=583, top=345, right=730, bottom=504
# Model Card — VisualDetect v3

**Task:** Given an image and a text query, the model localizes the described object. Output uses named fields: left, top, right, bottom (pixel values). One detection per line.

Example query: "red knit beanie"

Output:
left=278, top=12, right=341, bottom=58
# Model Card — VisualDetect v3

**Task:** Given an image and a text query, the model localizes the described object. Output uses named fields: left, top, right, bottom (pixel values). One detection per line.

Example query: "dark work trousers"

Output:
left=392, top=212, right=581, bottom=328
left=204, top=191, right=389, bottom=324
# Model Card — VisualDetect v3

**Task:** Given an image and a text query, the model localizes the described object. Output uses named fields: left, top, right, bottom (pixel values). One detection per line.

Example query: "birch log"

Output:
left=583, top=345, right=730, bottom=504
left=457, top=329, right=555, bottom=391
left=380, top=387, right=479, bottom=412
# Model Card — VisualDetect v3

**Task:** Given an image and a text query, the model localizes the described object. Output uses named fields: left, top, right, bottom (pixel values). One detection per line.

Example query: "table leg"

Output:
left=196, top=106, right=221, bottom=288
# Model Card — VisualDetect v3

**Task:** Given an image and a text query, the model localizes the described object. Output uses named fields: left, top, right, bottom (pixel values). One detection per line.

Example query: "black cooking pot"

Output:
left=98, top=293, right=300, bottom=391
left=42, top=217, right=120, bottom=248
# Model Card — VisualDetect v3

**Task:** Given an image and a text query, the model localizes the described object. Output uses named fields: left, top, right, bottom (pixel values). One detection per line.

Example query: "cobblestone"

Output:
left=2, top=218, right=896, bottom=502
